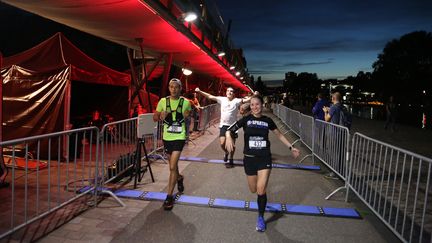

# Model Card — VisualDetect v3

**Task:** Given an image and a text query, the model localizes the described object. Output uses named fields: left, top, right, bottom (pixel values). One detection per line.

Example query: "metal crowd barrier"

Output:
left=100, top=117, right=138, bottom=184
left=273, top=103, right=432, bottom=242
left=0, top=127, right=99, bottom=240
left=347, top=133, right=431, bottom=243
left=197, top=103, right=220, bottom=134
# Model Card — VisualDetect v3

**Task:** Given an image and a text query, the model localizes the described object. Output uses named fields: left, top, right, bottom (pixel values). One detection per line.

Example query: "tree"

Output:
left=373, top=31, right=432, bottom=98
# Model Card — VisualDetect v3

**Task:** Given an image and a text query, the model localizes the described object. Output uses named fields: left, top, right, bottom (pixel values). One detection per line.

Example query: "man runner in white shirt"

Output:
left=195, top=86, right=255, bottom=168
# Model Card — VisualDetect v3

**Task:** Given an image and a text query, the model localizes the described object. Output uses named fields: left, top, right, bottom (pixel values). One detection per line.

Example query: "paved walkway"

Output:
left=31, top=110, right=416, bottom=243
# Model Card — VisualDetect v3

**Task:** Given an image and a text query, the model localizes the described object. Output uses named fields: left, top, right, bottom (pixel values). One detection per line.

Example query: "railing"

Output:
left=273, top=103, right=432, bottom=243
left=347, top=133, right=432, bottom=243
left=0, top=127, right=99, bottom=240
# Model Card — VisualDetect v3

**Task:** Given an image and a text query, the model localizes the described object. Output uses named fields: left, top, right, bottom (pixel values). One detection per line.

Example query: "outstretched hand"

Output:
left=291, top=147, right=300, bottom=159
left=225, top=136, right=235, bottom=153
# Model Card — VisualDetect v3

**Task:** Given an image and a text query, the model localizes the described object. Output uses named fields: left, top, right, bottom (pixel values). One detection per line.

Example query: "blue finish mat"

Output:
left=179, top=156, right=320, bottom=171
left=113, top=190, right=361, bottom=219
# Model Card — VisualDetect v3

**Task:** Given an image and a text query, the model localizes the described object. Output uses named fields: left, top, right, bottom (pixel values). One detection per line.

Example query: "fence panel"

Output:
left=0, top=127, right=99, bottom=240
left=348, top=133, right=432, bottom=243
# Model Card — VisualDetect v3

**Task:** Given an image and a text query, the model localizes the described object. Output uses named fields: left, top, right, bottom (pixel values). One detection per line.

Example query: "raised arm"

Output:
left=195, top=87, right=218, bottom=102
left=272, top=128, right=300, bottom=158
left=241, top=91, right=259, bottom=103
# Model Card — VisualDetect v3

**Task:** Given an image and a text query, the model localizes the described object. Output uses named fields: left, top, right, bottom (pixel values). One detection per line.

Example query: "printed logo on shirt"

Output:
left=247, top=120, right=269, bottom=129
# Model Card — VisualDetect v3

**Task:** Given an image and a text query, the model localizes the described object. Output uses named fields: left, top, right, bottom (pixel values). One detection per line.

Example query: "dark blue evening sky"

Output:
left=215, top=0, right=432, bottom=81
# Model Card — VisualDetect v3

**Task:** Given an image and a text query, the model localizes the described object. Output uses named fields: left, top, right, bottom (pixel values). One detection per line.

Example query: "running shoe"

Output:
left=223, top=153, right=229, bottom=162
left=225, top=159, right=234, bottom=168
left=163, top=195, right=174, bottom=211
left=256, top=216, right=266, bottom=232
left=177, top=175, right=184, bottom=193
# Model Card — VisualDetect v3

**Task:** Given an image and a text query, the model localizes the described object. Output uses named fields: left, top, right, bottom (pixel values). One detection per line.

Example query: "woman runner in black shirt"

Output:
left=225, top=95, right=300, bottom=232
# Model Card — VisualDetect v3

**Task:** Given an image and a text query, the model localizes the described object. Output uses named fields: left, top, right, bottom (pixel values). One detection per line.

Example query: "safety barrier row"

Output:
left=197, top=103, right=220, bottom=134
left=347, top=133, right=431, bottom=243
left=0, top=127, right=100, bottom=241
left=273, top=104, right=431, bottom=243
left=0, top=102, right=221, bottom=239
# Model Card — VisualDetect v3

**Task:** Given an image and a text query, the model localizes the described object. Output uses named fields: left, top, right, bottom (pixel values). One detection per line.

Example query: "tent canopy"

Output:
left=1, top=32, right=132, bottom=142
left=3, top=32, right=130, bottom=86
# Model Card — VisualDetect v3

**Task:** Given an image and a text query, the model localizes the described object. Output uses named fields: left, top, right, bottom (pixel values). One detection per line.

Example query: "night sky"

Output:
left=1, top=1, right=431, bottom=82
left=215, top=0, right=432, bottom=81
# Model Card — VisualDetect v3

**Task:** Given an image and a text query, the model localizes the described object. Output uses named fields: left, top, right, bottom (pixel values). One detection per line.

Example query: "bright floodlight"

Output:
left=217, top=51, right=226, bottom=57
left=182, top=68, right=193, bottom=76
left=230, top=66, right=236, bottom=70
left=235, top=71, right=241, bottom=76
left=184, top=12, right=197, bottom=22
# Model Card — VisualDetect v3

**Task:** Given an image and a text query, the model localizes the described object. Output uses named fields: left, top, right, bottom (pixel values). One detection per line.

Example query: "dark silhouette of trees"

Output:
left=373, top=31, right=432, bottom=99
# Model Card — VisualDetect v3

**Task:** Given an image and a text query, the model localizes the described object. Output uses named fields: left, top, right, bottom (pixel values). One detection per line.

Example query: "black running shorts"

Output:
left=243, top=155, right=272, bottom=176
left=220, top=125, right=238, bottom=138
left=163, top=140, right=186, bottom=154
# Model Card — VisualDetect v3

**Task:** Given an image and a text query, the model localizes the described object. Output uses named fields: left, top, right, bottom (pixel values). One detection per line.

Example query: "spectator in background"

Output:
left=281, top=93, right=291, bottom=108
left=322, top=92, right=346, bottom=180
left=312, top=93, right=329, bottom=120
left=190, top=92, right=202, bottom=132
left=384, top=96, right=397, bottom=132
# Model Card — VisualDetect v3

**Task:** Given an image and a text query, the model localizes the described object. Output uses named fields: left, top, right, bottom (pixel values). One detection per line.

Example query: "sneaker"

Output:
left=223, top=153, right=229, bottom=162
left=256, top=216, right=266, bottom=232
left=177, top=175, right=184, bottom=193
left=163, top=195, right=174, bottom=210
left=225, top=159, right=234, bottom=168
left=324, top=172, right=339, bottom=180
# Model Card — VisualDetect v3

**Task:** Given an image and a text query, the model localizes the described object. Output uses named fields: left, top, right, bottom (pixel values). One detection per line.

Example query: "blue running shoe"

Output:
left=256, top=216, right=266, bottom=232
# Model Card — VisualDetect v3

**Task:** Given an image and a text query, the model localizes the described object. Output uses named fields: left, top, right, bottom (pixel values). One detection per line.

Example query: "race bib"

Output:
left=167, top=122, right=183, bottom=133
left=248, top=136, right=267, bottom=149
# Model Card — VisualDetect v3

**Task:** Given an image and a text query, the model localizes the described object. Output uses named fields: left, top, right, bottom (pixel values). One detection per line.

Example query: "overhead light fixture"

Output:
left=240, top=77, right=244, bottom=80
left=183, top=12, right=198, bottom=22
left=235, top=71, right=241, bottom=76
left=182, top=68, right=192, bottom=76
left=217, top=51, right=226, bottom=57
left=230, top=66, right=236, bottom=70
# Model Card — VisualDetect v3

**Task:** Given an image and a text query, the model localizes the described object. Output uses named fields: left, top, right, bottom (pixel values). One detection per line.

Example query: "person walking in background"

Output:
left=312, top=93, right=329, bottom=120
left=153, top=78, right=192, bottom=210
left=281, top=93, right=291, bottom=108
left=225, top=95, right=300, bottom=232
left=195, top=86, right=256, bottom=168
left=190, top=92, right=202, bottom=132
left=385, top=95, right=397, bottom=132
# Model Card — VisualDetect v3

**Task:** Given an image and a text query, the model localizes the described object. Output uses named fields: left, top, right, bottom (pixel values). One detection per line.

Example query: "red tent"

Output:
left=1, top=32, right=131, bottom=141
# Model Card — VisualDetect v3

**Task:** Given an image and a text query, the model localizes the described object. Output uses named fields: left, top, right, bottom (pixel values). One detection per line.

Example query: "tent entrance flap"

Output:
left=70, top=81, right=129, bottom=128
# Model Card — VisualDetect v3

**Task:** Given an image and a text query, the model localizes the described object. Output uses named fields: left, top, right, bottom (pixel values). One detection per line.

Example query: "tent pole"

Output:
left=0, top=51, right=6, bottom=184
left=126, top=48, right=145, bottom=110
left=161, top=53, right=173, bottom=98
left=136, top=39, right=153, bottom=112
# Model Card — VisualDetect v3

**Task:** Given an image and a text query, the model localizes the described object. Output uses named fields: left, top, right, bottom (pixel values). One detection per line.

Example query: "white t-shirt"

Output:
left=216, top=97, right=243, bottom=127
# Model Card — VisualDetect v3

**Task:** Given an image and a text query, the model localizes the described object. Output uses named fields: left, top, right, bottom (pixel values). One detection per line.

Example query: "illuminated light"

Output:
left=182, top=68, right=192, bottom=76
left=217, top=51, right=226, bottom=57
left=240, top=77, right=244, bottom=80
left=230, top=66, right=236, bottom=70
left=183, top=12, right=198, bottom=22
left=235, top=71, right=241, bottom=76
left=423, top=90, right=426, bottom=94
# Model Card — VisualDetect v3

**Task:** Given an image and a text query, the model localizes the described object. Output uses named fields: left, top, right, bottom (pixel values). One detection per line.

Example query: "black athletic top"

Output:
left=227, top=114, right=277, bottom=157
